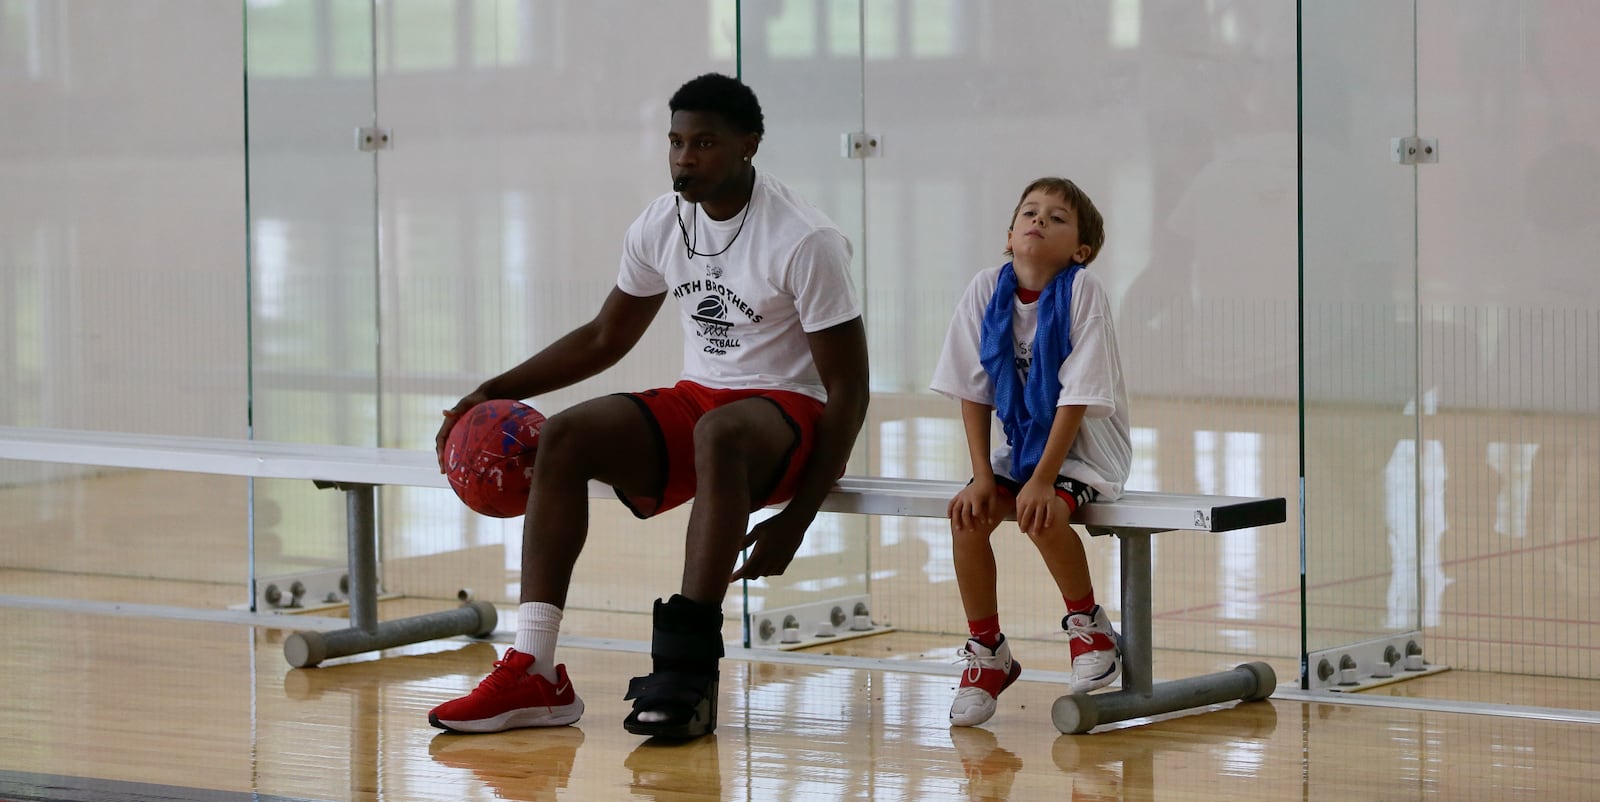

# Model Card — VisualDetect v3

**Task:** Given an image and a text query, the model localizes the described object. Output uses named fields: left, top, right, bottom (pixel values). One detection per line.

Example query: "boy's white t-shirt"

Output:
left=929, top=265, right=1132, bottom=500
left=617, top=170, right=861, bottom=402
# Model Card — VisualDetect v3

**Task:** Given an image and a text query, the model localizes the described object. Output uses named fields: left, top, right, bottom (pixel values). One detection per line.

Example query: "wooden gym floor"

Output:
left=3, top=398, right=1598, bottom=800
left=1, top=589, right=1598, bottom=801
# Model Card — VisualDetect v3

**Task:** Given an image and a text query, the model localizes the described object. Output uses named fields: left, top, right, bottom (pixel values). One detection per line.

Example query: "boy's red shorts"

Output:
left=992, top=473, right=1099, bottom=513
left=615, top=380, right=826, bottom=519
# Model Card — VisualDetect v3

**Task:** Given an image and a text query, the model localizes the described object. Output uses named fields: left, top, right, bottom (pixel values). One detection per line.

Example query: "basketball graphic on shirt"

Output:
left=691, top=294, right=735, bottom=345
left=694, top=296, right=726, bottom=322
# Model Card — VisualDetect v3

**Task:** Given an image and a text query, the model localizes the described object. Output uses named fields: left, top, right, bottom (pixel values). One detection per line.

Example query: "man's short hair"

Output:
left=669, top=73, right=765, bottom=138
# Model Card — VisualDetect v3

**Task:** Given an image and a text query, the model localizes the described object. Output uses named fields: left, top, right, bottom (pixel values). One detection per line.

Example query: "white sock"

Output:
left=513, top=601, right=563, bottom=682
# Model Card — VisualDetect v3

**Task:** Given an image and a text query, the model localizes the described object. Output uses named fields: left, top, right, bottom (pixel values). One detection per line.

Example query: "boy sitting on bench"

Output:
left=930, top=177, right=1131, bottom=727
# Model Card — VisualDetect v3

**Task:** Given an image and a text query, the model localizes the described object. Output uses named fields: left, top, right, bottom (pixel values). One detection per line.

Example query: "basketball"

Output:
left=442, top=399, right=546, bottom=518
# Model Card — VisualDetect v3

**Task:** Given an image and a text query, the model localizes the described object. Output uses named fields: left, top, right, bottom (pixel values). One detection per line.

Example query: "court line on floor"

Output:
left=0, top=768, right=326, bottom=802
left=0, top=593, right=354, bottom=630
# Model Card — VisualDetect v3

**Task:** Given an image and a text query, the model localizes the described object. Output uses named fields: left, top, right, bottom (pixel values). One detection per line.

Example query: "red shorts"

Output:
left=615, top=380, right=826, bottom=519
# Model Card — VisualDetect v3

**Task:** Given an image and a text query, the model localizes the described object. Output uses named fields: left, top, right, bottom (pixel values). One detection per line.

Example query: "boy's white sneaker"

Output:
left=949, top=636, right=1022, bottom=727
left=1063, top=606, right=1122, bottom=694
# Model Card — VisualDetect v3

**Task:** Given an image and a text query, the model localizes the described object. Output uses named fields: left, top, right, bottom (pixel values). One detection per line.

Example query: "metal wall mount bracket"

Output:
left=1392, top=136, right=1438, bottom=164
left=356, top=126, right=394, bottom=152
left=841, top=132, right=883, bottom=159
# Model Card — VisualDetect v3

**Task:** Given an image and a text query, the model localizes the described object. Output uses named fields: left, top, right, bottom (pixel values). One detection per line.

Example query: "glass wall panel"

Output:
left=1414, top=0, right=1600, bottom=678
left=368, top=1, right=744, bottom=619
left=856, top=0, right=1301, bottom=660
left=2, top=0, right=1595, bottom=693
left=0, top=2, right=251, bottom=594
left=737, top=0, right=871, bottom=637
left=1299, top=1, right=1420, bottom=663
left=245, top=0, right=381, bottom=594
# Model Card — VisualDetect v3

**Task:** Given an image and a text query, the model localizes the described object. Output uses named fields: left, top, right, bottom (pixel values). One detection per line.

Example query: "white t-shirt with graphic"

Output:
left=929, top=265, right=1132, bottom=500
left=617, top=170, right=860, bottom=402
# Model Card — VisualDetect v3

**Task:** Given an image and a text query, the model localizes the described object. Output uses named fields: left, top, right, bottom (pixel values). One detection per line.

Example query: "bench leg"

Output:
left=1051, top=530, right=1276, bottom=733
left=283, top=483, right=498, bottom=667
left=1119, top=532, right=1154, bottom=695
left=344, top=482, right=379, bottom=633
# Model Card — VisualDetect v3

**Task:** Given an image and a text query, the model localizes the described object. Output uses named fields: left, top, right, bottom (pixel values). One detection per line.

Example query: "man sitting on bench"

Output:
left=427, top=73, right=869, bottom=741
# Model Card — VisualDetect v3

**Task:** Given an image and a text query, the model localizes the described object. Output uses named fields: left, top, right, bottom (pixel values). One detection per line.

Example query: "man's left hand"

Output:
left=730, top=509, right=812, bottom=582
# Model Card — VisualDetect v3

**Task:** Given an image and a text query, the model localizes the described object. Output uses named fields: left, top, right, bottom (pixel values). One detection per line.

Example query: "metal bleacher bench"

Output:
left=0, top=425, right=1286, bottom=734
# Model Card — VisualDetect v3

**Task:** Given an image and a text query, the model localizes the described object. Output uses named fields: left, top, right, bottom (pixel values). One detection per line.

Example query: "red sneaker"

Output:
left=429, top=648, right=584, bottom=733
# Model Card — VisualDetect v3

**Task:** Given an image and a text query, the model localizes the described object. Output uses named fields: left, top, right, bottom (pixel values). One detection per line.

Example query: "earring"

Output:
left=743, top=156, right=751, bottom=162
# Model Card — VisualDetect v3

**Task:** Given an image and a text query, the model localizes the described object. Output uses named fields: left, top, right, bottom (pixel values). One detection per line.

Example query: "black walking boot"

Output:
left=623, top=594, right=724, bottom=739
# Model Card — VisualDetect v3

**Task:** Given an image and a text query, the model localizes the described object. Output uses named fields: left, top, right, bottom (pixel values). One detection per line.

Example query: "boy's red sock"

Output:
left=1065, top=591, right=1097, bottom=616
left=967, top=614, right=1002, bottom=649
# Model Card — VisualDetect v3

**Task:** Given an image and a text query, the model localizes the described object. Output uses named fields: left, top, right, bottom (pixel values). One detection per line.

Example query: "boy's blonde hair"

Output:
left=1005, top=177, right=1105, bottom=265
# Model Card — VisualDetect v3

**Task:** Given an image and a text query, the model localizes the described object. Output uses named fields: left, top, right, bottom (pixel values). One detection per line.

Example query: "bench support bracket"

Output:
left=746, top=595, right=893, bottom=650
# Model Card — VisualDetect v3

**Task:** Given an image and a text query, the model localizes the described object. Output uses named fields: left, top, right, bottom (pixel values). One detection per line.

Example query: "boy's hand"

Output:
left=1015, top=478, right=1059, bottom=535
left=948, top=477, right=1001, bottom=531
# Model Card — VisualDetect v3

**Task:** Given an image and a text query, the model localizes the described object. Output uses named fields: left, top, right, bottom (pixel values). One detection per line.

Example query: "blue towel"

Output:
left=979, top=261, right=1082, bottom=483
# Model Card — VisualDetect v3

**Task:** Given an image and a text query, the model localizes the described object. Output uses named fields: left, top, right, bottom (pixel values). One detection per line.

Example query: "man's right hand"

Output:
left=435, top=391, right=490, bottom=471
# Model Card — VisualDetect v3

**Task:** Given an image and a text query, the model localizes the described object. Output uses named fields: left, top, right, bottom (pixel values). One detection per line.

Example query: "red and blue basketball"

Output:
left=443, top=399, right=546, bottom=518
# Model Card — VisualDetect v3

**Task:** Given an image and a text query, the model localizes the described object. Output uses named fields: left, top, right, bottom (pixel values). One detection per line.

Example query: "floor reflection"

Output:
left=1385, top=436, right=1452, bottom=629
left=428, top=726, right=586, bottom=801
left=947, top=727, right=1023, bottom=802
left=1052, top=702, right=1280, bottom=801
left=625, top=734, right=722, bottom=801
